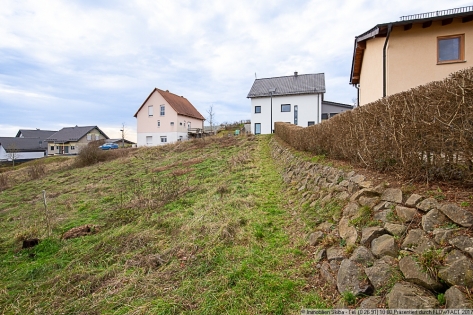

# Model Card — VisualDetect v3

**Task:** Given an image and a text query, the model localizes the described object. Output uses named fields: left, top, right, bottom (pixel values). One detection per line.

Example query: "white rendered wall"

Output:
left=250, top=94, right=322, bottom=134
left=137, top=131, right=190, bottom=147
left=0, top=146, right=44, bottom=161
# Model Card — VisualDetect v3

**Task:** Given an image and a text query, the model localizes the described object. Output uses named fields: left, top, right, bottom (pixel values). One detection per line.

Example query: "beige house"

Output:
left=134, top=88, right=205, bottom=146
left=46, top=126, right=109, bottom=155
left=350, top=6, right=473, bottom=106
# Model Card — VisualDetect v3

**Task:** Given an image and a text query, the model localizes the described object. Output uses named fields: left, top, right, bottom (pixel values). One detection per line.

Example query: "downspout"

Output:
left=355, top=84, right=360, bottom=107
left=383, top=24, right=393, bottom=98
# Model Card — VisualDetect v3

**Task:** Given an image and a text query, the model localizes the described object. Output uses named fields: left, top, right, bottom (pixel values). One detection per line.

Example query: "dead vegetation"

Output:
left=276, top=66, right=473, bottom=183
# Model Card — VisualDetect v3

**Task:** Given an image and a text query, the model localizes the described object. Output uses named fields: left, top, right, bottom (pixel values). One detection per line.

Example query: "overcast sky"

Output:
left=1, top=0, right=470, bottom=140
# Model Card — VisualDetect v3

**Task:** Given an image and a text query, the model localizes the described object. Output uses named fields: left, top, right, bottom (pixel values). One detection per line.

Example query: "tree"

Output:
left=207, top=105, right=216, bottom=132
left=6, top=144, right=20, bottom=166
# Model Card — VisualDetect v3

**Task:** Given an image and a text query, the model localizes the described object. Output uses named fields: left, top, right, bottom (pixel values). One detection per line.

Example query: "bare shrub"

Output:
left=0, top=172, right=9, bottom=191
left=275, top=66, right=473, bottom=183
left=74, top=145, right=106, bottom=167
left=27, top=161, right=46, bottom=179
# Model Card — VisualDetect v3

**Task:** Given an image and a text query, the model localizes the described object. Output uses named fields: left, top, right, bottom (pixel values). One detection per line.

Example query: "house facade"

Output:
left=350, top=6, right=473, bottom=106
left=0, top=137, right=48, bottom=162
left=247, top=72, right=352, bottom=134
left=46, top=126, right=109, bottom=155
left=134, top=88, right=205, bottom=146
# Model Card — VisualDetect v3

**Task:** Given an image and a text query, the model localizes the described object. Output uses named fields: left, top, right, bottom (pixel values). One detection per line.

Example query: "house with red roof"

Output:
left=134, top=88, right=205, bottom=146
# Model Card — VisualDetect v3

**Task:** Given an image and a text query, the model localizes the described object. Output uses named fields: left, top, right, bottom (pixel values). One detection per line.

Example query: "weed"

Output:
left=349, top=205, right=372, bottom=228
left=437, top=293, right=446, bottom=305
left=339, top=238, right=346, bottom=247
left=0, top=172, right=9, bottom=191
left=417, top=249, right=445, bottom=280
left=461, top=201, right=470, bottom=207
left=386, top=210, right=401, bottom=223
left=342, top=291, right=357, bottom=305
left=345, top=244, right=356, bottom=255
left=27, top=161, right=46, bottom=179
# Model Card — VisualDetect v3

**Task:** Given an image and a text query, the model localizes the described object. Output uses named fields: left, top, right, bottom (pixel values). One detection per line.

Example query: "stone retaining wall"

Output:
left=270, top=137, right=473, bottom=309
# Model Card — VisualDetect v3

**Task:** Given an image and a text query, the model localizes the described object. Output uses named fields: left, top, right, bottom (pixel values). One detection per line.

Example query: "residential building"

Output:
left=350, top=6, right=473, bottom=106
left=247, top=72, right=352, bottom=134
left=46, top=126, right=109, bottom=155
left=0, top=137, right=48, bottom=162
left=16, top=129, right=57, bottom=139
left=134, top=88, right=205, bottom=146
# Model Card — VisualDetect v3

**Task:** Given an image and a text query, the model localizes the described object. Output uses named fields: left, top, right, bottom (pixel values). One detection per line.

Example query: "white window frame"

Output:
left=148, top=105, right=153, bottom=117
left=160, top=136, right=167, bottom=143
left=160, top=105, right=165, bottom=116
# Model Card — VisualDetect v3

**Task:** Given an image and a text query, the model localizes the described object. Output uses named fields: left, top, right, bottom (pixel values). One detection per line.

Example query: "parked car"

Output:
left=99, top=143, right=119, bottom=150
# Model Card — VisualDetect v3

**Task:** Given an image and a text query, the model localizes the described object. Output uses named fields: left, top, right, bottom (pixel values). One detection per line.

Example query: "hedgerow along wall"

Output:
left=274, top=67, right=473, bottom=182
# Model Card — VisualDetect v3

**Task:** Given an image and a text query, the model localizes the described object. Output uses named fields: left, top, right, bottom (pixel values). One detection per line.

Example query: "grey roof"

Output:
left=322, top=100, right=354, bottom=109
left=107, top=138, right=136, bottom=144
left=247, top=73, right=325, bottom=98
left=47, top=126, right=109, bottom=143
left=0, top=137, right=47, bottom=152
left=16, top=129, right=58, bottom=139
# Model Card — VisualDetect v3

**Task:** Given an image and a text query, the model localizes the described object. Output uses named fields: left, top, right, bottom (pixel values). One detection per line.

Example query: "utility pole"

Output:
left=120, top=123, right=125, bottom=148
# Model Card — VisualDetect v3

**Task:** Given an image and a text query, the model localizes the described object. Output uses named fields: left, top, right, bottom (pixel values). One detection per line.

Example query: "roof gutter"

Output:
left=383, top=24, right=393, bottom=97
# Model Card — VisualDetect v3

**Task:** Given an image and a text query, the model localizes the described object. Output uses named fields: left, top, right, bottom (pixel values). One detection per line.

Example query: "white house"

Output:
left=247, top=72, right=352, bottom=134
left=0, top=137, right=47, bottom=162
left=134, top=88, right=205, bottom=146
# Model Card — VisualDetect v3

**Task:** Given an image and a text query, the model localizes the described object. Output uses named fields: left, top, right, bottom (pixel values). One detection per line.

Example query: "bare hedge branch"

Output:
left=275, top=67, right=473, bottom=182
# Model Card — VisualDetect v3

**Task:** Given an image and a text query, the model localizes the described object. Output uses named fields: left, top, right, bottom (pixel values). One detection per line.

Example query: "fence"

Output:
left=275, top=67, right=473, bottom=182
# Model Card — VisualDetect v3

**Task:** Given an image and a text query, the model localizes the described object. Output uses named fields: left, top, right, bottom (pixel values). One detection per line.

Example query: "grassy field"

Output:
left=0, top=135, right=326, bottom=314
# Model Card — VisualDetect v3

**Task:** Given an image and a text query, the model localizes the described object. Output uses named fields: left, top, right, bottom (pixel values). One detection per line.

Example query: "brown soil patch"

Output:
left=62, top=224, right=99, bottom=240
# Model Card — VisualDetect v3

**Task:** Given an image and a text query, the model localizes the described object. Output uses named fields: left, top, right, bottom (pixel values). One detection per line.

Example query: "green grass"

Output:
left=0, top=135, right=327, bottom=314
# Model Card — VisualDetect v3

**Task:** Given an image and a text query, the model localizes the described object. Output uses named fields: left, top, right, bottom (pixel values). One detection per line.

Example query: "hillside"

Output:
left=0, top=135, right=326, bottom=314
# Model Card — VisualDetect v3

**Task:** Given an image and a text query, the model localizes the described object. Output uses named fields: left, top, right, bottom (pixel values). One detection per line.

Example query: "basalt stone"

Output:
left=439, top=203, right=473, bottom=228
left=421, top=209, right=449, bottom=232
left=361, top=227, right=386, bottom=247
left=438, top=252, right=473, bottom=288
left=395, top=205, right=418, bottom=223
left=402, top=229, right=438, bottom=254
left=359, top=296, right=382, bottom=309
left=337, top=259, right=373, bottom=296
left=351, top=174, right=365, bottom=184
left=314, top=248, right=326, bottom=262
left=384, top=223, right=407, bottom=236
left=350, top=188, right=380, bottom=202
left=350, top=246, right=375, bottom=266
left=317, top=222, right=334, bottom=232
left=417, top=198, right=439, bottom=212
left=399, top=256, right=443, bottom=291
left=308, top=231, right=324, bottom=246
left=359, top=196, right=379, bottom=208
left=445, top=286, right=473, bottom=309
left=336, top=191, right=350, bottom=201
left=365, top=259, right=399, bottom=292
left=339, top=217, right=358, bottom=246
left=381, top=188, right=403, bottom=204
left=320, top=261, right=337, bottom=288
left=373, top=209, right=391, bottom=222
left=359, top=181, right=373, bottom=188
left=386, top=282, right=438, bottom=309
left=433, top=228, right=459, bottom=245
left=343, top=202, right=359, bottom=219
left=327, top=247, right=345, bottom=262
left=405, top=194, right=423, bottom=207
left=374, top=202, right=387, bottom=212
left=371, top=234, right=398, bottom=258
left=449, top=235, right=473, bottom=258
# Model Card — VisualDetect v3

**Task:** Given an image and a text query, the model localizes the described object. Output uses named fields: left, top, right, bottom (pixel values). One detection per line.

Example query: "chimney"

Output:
left=166, top=90, right=169, bottom=92
left=294, top=71, right=298, bottom=77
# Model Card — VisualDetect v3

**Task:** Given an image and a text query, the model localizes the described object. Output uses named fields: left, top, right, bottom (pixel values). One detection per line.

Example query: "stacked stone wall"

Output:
left=270, top=137, right=473, bottom=309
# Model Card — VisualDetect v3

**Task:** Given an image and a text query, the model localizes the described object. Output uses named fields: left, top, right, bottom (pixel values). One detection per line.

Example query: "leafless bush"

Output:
left=275, top=67, right=473, bottom=182
left=74, top=145, right=106, bottom=167
left=27, top=161, right=46, bottom=179
left=0, top=172, right=9, bottom=191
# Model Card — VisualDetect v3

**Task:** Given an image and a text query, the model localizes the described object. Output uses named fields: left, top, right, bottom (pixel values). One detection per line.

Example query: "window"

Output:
left=157, top=120, right=160, bottom=127
left=170, top=122, right=174, bottom=126
left=160, top=136, right=167, bottom=143
left=50, top=146, right=54, bottom=151
left=188, top=122, right=191, bottom=129
left=179, top=136, right=183, bottom=141
left=146, top=136, right=152, bottom=146
left=438, top=34, right=464, bottom=64
left=148, top=105, right=153, bottom=116
left=95, top=134, right=100, bottom=140
left=180, top=122, right=183, bottom=126
left=160, top=105, right=165, bottom=116
left=281, top=104, right=291, bottom=112
left=87, top=134, right=92, bottom=141
left=308, top=121, right=315, bottom=126
left=71, top=146, right=75, bottom=150
left=321, top=113, right=329, bottom=120
left=294, top=105, right=298, bottom=125
left=255, top=106, right=261, bottom=113
left=254, top=123, right=261, bottom=135
left=330, top=113, right=338, bottom=118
